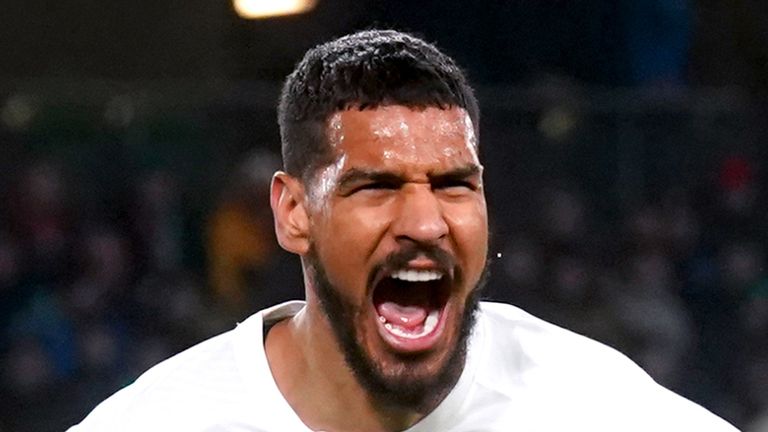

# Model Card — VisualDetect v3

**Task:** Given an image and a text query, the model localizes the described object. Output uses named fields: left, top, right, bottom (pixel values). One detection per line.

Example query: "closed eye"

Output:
left=433, top=179, right=477, bottom=191
left=429, top=165, right=482, bottom=193
left=338, top=170, right=405, bottom=196
left=353, top=181, right=400, bottom=192
left=347, top=178, right=406, bottom=196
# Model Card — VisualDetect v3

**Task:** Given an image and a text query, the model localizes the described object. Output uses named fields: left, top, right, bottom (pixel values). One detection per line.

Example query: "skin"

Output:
left=268, top=105, right=488, bottom=431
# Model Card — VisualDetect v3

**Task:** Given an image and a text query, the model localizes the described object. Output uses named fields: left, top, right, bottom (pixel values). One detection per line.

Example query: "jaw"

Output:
left=305, top=244, right=486, bottom=412
left=358, top=286, right=482, bottom=413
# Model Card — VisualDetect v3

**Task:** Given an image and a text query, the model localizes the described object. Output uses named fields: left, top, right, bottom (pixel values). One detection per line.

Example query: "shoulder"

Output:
left=469, top=302, right=739, bottom=431
left=472, top=301, right=650, bottom=402
left=68, top=315, right=264, bottom=431
left=476, top=301, right=642, bottom=377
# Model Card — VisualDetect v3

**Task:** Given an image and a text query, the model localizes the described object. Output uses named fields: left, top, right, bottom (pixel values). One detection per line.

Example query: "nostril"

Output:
left=391, top=187, right=449, bottom=242
left=393, top=221, right=449, bottom=245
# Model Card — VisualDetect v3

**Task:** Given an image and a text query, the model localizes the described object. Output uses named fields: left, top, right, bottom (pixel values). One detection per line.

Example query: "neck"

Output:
left=265, top=302, right=426, bottom=432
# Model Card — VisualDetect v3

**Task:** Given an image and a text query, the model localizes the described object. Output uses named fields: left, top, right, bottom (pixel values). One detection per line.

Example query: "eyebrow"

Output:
left=336, top=164, right=482, bottom=190
left=336, top=169, right=403, bottom=190
left=429, top=165, right=482, bottom=183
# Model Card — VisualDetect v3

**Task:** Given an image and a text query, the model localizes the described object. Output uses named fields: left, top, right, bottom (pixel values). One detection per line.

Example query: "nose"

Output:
left=391, top=184, right=449, bottom=245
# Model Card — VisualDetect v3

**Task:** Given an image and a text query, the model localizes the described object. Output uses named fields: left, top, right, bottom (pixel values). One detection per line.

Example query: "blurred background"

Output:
left=1, top=0, right=767, bottom=430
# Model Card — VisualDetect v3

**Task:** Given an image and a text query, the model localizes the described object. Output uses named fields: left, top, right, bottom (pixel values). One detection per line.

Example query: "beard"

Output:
left=305, top=245, right=487, bottom=412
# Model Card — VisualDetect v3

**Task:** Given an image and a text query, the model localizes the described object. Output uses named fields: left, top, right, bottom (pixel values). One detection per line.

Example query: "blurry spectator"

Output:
left=131, top=170, right=184, bottom=273
left=64, top=225, right=134, bottom=389
left=67, top=225, right=133, bottom=323
left=3, top=337, right=53, bottom=397
left=78, top=323, right=121, bottom=375
left=0, top=233, right=21, bottom=287
left=718, top=155, right=758, bottom=218
left=743, top=280, right=768, bottom=343
left=626, top=203, right=667, bottom=250
left=537, top=186, right=588, bottom=248
left=677, top=235, right=755, bottom=424
left=609, top=251, right=694, bottom=389
left=8, top=160, right=77, bottom=285
left=542, top=254, right=615, bottom=341
left=0, top=233, right=25, bottom=343
left=206, top=150, right=302, bottom=318
left=720, top=241, right=765, bottom=292
left=743, top=350, right=768, bottom=431
left=661, top=188, right=701, bottom=257
left=495, top=234, right=542, bottom=305
left=132, top=270, right=218, bottom=349
left=3, top=288, right=76, bottom=395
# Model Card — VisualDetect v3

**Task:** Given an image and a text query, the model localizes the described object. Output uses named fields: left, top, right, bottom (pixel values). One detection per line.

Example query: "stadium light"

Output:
left=233, top=0, right=318, bottom=19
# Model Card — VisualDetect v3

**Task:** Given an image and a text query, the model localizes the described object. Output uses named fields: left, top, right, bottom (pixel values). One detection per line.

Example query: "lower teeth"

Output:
left=382, top=310, right=439, bottom=339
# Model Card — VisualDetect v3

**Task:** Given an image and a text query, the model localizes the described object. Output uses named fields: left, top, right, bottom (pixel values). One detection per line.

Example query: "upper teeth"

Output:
left=390, top=269, right=443, bottom=282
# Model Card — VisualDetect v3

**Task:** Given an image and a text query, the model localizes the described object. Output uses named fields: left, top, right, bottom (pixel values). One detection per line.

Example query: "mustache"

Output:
left=368, top=244, right=456, bottom=287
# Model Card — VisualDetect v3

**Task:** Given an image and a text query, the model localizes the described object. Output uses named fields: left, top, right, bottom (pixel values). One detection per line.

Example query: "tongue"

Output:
left=377, top=302, right=428, bottom=329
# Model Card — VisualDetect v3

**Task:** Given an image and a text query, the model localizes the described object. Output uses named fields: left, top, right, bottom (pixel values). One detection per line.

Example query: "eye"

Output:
left=364, top=182, right=396, bottom=190
left=433, top=179, right=477, bottom=192
left=351, top=181, right=399, bottom=194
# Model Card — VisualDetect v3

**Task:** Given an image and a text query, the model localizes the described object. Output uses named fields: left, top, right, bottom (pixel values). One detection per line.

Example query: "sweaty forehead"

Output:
left=306, top=106, right=480, bottom=206
left=326, top=105, right=478, bottom=164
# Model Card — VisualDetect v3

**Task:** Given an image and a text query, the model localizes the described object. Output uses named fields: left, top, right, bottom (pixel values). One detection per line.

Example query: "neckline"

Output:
left=234, top=300, right=482, bottom=431
left=235, top=301, right=312, bottom=430
left=403, top=310, right=483, bottom=431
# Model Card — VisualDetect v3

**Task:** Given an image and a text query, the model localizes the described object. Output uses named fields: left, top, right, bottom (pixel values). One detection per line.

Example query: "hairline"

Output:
left=278, top=29, right=481, bottom=186
left=300, top=103, right=479, bottom=184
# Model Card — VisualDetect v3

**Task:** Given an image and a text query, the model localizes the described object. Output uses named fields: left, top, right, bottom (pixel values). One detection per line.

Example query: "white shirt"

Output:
left=68, top=301, right=739, bottom=431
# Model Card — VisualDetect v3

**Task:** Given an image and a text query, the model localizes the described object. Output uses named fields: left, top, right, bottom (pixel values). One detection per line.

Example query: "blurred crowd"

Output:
left=485, top=164, right=768, bottom=429
left=1, top=95, right=767, bottom=431
left=0, top=144, right=300, bottom=430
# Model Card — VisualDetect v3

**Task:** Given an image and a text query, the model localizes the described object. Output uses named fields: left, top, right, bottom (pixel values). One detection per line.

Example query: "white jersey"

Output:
left=68, top=301, right=739, bottom=431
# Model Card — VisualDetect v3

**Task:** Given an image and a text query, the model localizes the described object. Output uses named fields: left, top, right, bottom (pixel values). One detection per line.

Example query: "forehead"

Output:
left=326, top=105, right=478, bottom=168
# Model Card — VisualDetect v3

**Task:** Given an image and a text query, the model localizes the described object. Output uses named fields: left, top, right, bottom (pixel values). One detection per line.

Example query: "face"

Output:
left=303, top=105, right=489, bottom=409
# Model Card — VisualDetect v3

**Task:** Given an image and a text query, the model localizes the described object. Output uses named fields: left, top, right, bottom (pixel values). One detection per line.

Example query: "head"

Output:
left=271, top=30, right=488, bottom=411
left=278, top=29, right=480, bottom=184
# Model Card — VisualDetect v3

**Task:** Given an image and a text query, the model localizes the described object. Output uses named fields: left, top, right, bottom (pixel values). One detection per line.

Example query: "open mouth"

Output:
left=371, top=266, right=453, bottom=354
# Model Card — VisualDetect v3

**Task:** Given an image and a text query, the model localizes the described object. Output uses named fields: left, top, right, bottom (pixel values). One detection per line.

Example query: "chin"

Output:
left=358, top=299, right=476, bottom=411
left=307, top=244, right=487, bottom=409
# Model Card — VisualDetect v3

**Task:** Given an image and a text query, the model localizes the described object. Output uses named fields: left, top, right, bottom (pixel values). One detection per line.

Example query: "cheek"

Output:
left=445, top=202, right=488, bottom=272
left=311, top=206, right=391, bottom=291
left=324, top=204, right=391, bottom=249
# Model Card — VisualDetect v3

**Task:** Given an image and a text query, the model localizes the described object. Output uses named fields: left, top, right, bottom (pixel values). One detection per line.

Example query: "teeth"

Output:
left=424, top=309, right=438, bottom=332
left=386, top=322, right=426, bottom=339
left=379, top=309, right=440, bottom=339
left=390, top=269, right=443, bottom=282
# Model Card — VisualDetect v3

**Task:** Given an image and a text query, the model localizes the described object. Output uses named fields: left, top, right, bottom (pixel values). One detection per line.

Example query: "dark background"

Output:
left=1, top=1, right=768, bottom=430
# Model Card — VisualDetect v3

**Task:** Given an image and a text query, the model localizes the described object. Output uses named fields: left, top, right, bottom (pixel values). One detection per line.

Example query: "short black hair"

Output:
left=277, top=29, right=480, bottom=182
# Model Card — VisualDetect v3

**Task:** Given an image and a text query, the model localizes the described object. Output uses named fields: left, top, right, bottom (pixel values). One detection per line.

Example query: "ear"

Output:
left=270, top=171, right=310, bottom=255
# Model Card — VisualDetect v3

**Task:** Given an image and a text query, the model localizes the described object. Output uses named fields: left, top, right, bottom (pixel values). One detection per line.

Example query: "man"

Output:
left=69, top=30, right=738, bottom=431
